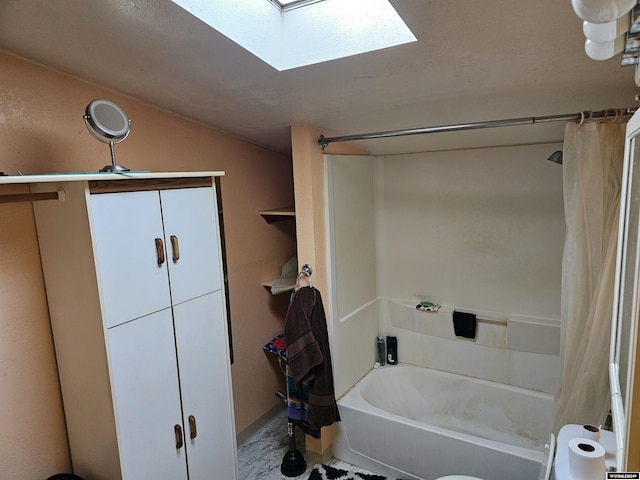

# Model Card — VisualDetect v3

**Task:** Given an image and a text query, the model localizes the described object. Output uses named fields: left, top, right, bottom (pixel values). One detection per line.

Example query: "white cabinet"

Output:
left=107, top=308, right=187, bottom=479
left=173, top=292, right=237, bottom=480
left=107, top=292, right=235, bottom=480
left=89, top=186, right=222, bottom=328
left=89, top=190, right=171, bottom=327
left=29, top=173, right=237, bottom=480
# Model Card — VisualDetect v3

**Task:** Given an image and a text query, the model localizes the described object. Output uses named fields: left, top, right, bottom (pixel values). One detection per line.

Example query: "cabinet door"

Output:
left=160, top=187, right=222, bottom=305
left=174, top=291, right=238, bottom=480
left=90, top=190, right=171, bottom=328
left=107, top=309, right=188, bottom=480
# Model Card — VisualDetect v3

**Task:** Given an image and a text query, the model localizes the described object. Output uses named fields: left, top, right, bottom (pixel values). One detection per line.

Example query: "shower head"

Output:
left=547, top=151, right=563, bottom=164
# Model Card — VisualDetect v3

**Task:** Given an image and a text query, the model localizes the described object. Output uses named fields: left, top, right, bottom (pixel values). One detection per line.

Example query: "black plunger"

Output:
left=281, top=420, right=306, bottom=477
left=276, top=390, right=306, bottom=477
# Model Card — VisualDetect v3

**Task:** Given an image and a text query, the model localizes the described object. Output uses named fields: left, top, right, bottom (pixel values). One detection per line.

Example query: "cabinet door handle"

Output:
left=155, top=238, right=165, bottom=266
left=170, top=235, right=180, bottom=263
left=174, top=424, right=184, bottom=450
left=188, top=415, right=197, bottom=439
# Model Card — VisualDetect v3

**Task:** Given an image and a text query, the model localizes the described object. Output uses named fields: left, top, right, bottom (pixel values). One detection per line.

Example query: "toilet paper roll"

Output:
left=568, top=437, right=605, bottom=480
left=581, top=424, right=601, bottom=442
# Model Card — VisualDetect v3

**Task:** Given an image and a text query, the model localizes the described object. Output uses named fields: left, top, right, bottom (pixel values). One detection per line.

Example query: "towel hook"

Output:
left=295, top=264, right=313, bottom=290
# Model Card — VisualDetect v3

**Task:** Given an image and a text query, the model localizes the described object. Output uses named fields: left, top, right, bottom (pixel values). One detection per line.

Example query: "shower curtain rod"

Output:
left=317, top=107, right=638, bottom=150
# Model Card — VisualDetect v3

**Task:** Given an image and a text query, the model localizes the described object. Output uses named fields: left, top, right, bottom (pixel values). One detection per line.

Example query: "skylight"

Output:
left=270, top=0, right=324, bottom=11
left=170, top=0, right=416, bottom=71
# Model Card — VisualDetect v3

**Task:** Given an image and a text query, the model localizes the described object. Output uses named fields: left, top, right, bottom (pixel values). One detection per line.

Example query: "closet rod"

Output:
left=0, top=191, right=60, bottom=204
left=317, top=107, right=638, bottom=150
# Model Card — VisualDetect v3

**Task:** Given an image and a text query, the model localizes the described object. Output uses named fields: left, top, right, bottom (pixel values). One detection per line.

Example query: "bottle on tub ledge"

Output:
left=376, top=336, right=386, bottom=366
left=386, top=336, right=398, bottom=365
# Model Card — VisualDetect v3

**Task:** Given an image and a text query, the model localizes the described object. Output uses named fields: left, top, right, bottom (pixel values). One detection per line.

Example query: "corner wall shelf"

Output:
left=259, top=207, right=295, bottom=223
left=261, top=280, right=295, bottom=294
left=260, top=206, right=297, bottom=294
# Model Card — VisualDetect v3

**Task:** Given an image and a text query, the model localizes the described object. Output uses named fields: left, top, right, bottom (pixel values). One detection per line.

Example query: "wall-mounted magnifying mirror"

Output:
left=83, top=99, right=131, bottom=172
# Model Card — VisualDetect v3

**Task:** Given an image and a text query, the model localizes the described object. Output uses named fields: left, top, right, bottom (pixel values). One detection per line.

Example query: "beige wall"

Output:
left=290, top=125, right=366, bottom=461
left=0, top=51, right=295, bottom=478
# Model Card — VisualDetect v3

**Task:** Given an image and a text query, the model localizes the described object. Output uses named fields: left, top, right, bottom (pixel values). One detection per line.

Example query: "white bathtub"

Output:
left=332, top=364, right=554, bottom=480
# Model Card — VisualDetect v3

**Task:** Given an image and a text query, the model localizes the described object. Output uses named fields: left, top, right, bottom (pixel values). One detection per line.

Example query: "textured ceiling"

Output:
left=0, top=0, right=638, bottom=155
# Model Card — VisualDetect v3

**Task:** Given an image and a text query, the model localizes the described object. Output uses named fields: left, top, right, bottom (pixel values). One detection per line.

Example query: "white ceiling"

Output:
left=0, top=0, right=638, bottom=155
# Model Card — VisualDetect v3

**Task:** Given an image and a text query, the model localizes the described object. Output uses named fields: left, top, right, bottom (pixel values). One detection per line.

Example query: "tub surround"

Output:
left=324, top=147, right=563, bottom=477
left=325, top=148, right=564, bottom=398
left=332, top=298, right=560, bottom=395
left=379, top=297, right=560, bottom=394
left=325, top=154, right=378, bottom=398
left=331, top=297, right=560, bottom=397
left=382, top=298, right=561, bottom=353
left=331, top=299, right=380, bottom=397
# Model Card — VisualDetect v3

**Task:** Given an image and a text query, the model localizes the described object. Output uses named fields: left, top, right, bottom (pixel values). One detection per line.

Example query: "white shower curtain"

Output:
left=553, top=115, right=628, bottom=432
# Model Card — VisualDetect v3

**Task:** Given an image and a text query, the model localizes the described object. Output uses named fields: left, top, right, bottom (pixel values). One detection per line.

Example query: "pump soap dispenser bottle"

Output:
left=377, top=336, right=386, bottom=366
left=386, top=336, right=398, bottom=365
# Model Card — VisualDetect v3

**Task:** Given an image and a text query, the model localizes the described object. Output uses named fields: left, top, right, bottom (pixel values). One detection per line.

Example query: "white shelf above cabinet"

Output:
left=0, top=171, right=225, bottom=184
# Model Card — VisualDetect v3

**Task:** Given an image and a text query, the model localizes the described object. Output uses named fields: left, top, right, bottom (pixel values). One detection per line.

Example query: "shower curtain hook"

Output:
left=587, top=111, right=594, bottom=123
left=579, top=111, right=586, bottom=126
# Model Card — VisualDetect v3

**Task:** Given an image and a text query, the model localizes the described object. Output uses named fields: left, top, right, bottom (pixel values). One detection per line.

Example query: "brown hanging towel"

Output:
left=284, top=286, right=340, bottom=429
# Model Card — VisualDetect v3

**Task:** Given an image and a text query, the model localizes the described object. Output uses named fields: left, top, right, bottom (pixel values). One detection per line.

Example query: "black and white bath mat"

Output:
left=307, top=464, right=389, bottom=480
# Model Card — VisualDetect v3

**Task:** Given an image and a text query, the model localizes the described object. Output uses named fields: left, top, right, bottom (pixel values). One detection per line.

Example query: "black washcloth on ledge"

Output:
left=453, top=310, right=477, bottom=339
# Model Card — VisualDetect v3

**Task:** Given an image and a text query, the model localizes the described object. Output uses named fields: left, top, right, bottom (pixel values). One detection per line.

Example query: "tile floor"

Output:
left=237, top=408, right=379, bottom=480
